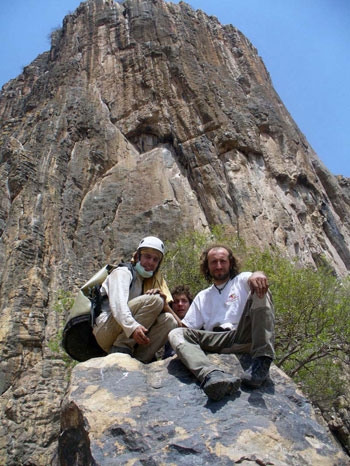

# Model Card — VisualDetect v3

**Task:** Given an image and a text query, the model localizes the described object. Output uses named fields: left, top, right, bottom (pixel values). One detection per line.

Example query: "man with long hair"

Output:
left=168, top=244, right=275, bottom=401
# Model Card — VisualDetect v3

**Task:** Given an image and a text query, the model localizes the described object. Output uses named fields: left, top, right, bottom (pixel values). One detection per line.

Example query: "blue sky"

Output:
left=1, top=0, right=349, bottom=177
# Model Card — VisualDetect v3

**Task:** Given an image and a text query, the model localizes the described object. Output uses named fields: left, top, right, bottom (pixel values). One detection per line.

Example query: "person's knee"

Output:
left=251, top=291, right=273, bottom=311
left=168, top=327, right=187, bottom=349
left=142, top=293, right=164, bottom=312
left=157, top=312, right=178, bottom=332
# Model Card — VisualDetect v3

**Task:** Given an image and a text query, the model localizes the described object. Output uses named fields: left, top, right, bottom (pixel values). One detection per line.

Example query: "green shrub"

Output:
left=244, top=247, right=350, bottom=401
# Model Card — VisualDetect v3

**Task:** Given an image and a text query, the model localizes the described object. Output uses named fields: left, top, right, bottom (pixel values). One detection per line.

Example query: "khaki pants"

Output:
left=93, top=294, right=177, bottom=363
left=168, top=292, right=275, bottom=382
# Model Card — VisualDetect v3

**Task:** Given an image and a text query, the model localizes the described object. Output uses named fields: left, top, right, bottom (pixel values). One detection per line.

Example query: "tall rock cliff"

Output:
left=0, top=0, right=349, bottom=464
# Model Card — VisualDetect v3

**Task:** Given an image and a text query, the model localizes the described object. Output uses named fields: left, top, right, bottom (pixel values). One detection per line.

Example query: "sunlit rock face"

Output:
left=0, top=0, right=349, bottom=464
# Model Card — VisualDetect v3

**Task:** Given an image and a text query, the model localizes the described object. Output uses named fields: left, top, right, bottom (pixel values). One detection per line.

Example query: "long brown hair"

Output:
left=200, top=244, right=240, bottom=282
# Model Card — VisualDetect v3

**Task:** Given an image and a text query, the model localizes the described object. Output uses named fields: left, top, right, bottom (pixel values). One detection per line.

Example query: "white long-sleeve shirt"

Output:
left=95, top=265, right=172, bottom=338
left=97, top=266, right=142, bottom=338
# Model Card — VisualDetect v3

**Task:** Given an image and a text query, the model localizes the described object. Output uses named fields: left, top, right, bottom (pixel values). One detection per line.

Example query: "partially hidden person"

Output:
left=163, top=285, right=193, bottom=359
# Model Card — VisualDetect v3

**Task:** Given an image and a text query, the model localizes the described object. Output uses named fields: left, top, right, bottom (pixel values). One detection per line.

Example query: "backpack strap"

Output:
left=90, top=262, right=136, bottom=325
left=116, top=262, right=137, bottom=288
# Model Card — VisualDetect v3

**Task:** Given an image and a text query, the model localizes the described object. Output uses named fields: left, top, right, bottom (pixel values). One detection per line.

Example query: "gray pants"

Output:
left=168, top=292, right=275, bottom=382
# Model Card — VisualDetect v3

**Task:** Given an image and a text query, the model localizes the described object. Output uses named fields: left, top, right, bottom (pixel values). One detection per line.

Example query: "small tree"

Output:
left=244, top=247, right=350, bottom=403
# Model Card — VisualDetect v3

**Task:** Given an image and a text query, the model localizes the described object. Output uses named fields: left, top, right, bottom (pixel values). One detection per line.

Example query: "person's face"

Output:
left=207, top=247, right=231, bottom=283
left=172, top=294, right=190, bottom=319
left=139, top=250, right=161, bottom=272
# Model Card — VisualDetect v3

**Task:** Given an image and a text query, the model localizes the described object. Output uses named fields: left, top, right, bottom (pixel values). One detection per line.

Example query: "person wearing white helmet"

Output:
left=93, top=236, right=179, bottom=363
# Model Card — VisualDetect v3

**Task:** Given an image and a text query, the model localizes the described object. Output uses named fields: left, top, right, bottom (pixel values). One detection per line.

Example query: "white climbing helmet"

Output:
left=137, top=236, right=165, bottom=255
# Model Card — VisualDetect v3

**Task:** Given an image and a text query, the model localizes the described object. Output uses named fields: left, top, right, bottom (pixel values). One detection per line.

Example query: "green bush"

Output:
left=244, top=247, right=350, bottom=403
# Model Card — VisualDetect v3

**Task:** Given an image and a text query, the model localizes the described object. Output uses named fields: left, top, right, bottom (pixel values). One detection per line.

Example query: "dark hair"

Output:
left=200, top=244, right=240, bottom=282
left=171, top=285, right=193, bottom=304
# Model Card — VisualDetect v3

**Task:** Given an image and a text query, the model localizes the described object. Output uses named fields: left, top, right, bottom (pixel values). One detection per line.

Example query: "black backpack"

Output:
left=62, top=263, right=135, bottom=362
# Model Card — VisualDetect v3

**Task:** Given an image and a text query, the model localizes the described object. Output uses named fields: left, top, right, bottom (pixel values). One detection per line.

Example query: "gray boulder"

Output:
left=59, top=353, right=349, bottom=465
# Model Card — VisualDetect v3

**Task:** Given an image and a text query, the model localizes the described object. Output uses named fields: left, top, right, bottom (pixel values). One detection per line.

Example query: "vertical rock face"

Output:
left=0, top=0, right=349, bottom=464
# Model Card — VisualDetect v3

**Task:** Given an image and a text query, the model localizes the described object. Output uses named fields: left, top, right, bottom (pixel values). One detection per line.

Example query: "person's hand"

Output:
left=132, top=325, right=150, bottom=345
left=145, top=288, right=161, bottom=295
left=145, top=288, right=166, bottom=306
left=248, top=271, right=269, bottom=298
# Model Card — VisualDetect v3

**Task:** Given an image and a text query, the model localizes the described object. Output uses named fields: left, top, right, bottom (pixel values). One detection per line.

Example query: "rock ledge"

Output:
left=59, top=353, right=349, bottom=465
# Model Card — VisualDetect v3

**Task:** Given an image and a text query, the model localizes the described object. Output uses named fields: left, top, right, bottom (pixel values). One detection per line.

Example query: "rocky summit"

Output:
left=0, top=0, right=349, bottom=464
left=58, top=353, right=349, bottom=466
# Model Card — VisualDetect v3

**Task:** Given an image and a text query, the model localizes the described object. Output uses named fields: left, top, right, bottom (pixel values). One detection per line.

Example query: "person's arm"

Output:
left=103, top=267, right=140, bottom=337
left=131, top=325, right=150, bottom=345
left=143, top=272, right=173, bottom=304
left=247, top=271, right=269, bottom=298
left=181, top=299, right=203, bottom=329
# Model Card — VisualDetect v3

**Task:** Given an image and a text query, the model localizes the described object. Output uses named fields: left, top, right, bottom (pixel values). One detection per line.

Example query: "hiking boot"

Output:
left=241, top=356, right=272, bottom=388
left=202, top=370, right=241, bottom=401
left=237, top=353, right=253, bottom=371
